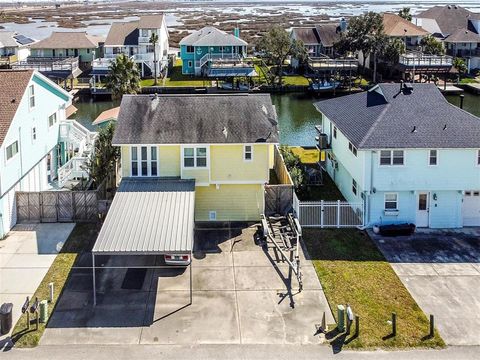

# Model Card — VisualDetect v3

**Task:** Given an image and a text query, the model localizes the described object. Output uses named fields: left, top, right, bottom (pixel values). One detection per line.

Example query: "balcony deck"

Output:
left=12, top=57, right=81, bottom=79
left=307, top=57, right=358, bottom=72
left=398, top=52, right=453, bottom=73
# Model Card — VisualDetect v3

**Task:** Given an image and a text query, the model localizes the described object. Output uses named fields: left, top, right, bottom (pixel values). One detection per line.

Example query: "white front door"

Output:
left=416, top=192, right=429, bottom=228
left=463, top=191, right=480, bottom=226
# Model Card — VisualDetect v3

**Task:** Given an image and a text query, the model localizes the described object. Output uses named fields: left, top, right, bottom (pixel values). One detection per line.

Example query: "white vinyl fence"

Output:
left=294, top=198, right=364, bottom=228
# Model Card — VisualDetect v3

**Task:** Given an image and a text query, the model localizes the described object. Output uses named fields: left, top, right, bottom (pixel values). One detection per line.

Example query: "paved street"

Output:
left=0, top=223, right=75, bottom=341
left=370, top=228, right=480, bottom=346
left=2, top=344, right=479, bottom=360
left=40, top=224, right=334, bottom=346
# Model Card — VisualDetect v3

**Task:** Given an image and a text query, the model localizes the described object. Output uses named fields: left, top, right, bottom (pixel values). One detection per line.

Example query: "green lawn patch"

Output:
left=141, top=59, right=212, bottom=87
left=459, top=78, right=480, bottom=84
left=11, top=223, right=100, bottom=348
left=303, top=228, right=445, bottom=349
left=283, top=75, right=309, bottom=86
left=291, top=146, right=319, bottom=164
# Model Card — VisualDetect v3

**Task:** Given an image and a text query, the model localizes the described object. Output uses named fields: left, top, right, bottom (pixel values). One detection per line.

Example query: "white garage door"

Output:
left=463, top=191, right=480, bottom=226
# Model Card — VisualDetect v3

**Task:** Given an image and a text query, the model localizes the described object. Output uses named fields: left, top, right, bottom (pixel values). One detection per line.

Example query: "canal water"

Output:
left=74, top=92, right=480, bottom=146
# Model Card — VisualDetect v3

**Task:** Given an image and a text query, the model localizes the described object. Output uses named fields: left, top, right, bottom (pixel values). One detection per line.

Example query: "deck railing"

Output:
left=57, top=157, right=90, bottom=188
left=308, top=57, right=358, bottom=70
left=0, top=54, right=18, bottom=65
left=398, top=53, right=453, bottom=67
left=12, top=56, right=79, bottom=73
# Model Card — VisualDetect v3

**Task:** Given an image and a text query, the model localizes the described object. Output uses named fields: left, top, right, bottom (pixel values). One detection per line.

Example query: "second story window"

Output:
left=131, top=146, right=158, bottom=177
left=29, top=85, right=35, bottom=109
left=380, top=150, right=404, bottom=166
left=352, top=178, right=357, bottom=195
left=183, top=147, right=207, bottom=168
left=32, top=127, right=37, bottom=142
left=244, top=145, right=253, bottom=161
left=348, top=142, right=357, bottom=156
left=333, top=126, right=337, bottom=139
left=48, top=112, right=57, bottom=127
left=6, top=141, right=19, bottom=161
left=429, top=150, right=438, bottom=166
left=186, top=45, right=194, bottom=53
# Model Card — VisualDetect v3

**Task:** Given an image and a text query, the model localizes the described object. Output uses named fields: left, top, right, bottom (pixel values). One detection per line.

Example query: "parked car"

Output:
left=164, top=254, right=191, bottom=266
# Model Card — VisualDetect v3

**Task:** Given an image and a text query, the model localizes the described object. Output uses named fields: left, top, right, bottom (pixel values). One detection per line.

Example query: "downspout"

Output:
left=18, top=126, right=23, bottom=189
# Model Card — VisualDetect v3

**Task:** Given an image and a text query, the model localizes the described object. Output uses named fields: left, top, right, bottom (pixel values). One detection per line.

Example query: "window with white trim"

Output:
left=48, top=112, right=57, bottom=127
left=429, top=150, right=437, bottom=166
left=348, top=142, right=357, bottom=156
left=188, top=60, right=193, bottom=68
left=6, top=141, right=19, bottom=160
left=183, top=146, right=207, bottom=168
left=131, top=146, right=158, bottom=176
left=380, top=150, right=404, bottom=166
left=244, top=145, right=253, bottom=161
left=384, top=193, right=398, bottom=210
left=352, top=178, right=357, bottom=195
left=28, top=85, right=35, bottom=109
left=32, top=127, right=37, bottom=142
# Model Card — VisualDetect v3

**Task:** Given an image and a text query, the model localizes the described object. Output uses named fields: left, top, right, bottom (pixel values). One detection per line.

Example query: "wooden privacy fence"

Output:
left=16, top=190, right=99, bottom=223
left=294, top=200, right=364, bottom=228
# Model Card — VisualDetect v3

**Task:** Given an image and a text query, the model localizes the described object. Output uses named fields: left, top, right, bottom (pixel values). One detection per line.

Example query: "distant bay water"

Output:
left=1, top=0, right=479, bottom=40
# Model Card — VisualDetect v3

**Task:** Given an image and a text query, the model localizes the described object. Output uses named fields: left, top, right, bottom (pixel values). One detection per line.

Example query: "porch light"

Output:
left=433, top=193, right=438, bottom=201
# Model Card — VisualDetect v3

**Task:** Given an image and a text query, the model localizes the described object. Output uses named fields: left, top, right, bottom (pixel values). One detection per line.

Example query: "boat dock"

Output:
left=438, top=85, right=464, bottom=94
left=463, top=83, right=480, bottom=95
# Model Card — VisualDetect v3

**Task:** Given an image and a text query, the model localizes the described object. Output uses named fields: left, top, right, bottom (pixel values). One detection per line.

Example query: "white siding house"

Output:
left=316, top=83, right=480, bottom=229
left=0, top=69, right=72, bottom=238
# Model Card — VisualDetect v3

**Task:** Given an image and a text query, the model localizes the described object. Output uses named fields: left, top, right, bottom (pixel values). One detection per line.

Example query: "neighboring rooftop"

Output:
left=416, top=5, right=480, bottom=36
left=179, top=26, right=247, bottom=47
left=93, top=106, right=119, bottom=126
left=291, top=24, right=341, bottom=47
left=443, top=28, right=480, bottom=43
left=382, top=13, right=429, bottom=37
left=314, top=83, right=480, bottom=149
left=113, top=94, right=279, bottom=145
left=105, top=15, right=165, bottom=46
left=30, top=31, right=100, bottom=49
left=0, top=31, right=35, bottom=48
left=0, top=69, right=34, bottom=147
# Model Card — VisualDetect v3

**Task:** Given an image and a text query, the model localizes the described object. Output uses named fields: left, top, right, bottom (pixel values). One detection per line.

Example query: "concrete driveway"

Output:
left=41, top=224, right=334, bottom=345
left=0, top=223, right=75, bottom=341
left=370, top=228, right=480, bottom=346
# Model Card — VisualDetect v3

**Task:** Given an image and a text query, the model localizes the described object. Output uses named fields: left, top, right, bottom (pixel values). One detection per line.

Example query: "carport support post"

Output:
left=92, top=253, right=96, bottom=306
left=189, top=250, right=193, bottom=305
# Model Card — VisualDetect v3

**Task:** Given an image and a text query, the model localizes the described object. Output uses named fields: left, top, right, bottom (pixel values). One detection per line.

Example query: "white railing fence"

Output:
left=57, top=157, right=90, bottom=188
left=296, top=200, right=364, bottom=228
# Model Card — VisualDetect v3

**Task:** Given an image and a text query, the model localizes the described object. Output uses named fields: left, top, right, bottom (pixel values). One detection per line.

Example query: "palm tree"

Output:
left=105, top=54, right=141, bottom=100
left=150, top=32, right=159, bottom=86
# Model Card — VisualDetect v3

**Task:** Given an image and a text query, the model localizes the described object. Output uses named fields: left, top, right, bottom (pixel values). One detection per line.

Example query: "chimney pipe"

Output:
left=459, top=94, right=464, bottom=109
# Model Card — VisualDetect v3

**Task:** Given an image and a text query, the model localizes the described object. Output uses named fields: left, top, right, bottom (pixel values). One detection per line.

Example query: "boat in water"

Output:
left=309, top=80, right=340, bottom=92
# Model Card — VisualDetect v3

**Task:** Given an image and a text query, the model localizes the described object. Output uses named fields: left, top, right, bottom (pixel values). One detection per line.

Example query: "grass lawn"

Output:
left=459, top=78, right=480, bottom=84
left=141, top=59, right=212, bottom=87
left=11, top=223, right=100, bottom=348
left=303, top=228, right=445, bottom=349
left=289, top=146, right=344, bottom=201
left=283, top=75, right=309, bottom=86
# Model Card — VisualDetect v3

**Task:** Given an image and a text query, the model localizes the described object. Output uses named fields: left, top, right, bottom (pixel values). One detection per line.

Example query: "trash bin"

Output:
left=0, top=302, right=13, bottom=335
left=39, top=300, right=48, bottom=323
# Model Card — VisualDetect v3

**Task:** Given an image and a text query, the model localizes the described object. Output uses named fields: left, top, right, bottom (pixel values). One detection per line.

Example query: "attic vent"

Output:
left=411, top=126, right=417, bottom=133
left=261, top=105, right=268, bottom=115
left=222, top=126, right=228, bottom=139
left=443, top=124, right=447, bottom=130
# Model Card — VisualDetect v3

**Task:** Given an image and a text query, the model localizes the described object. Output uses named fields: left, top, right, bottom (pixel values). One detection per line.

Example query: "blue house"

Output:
left=0, top=69, right=95, bottom=238
left=314, top=83, right=480, bottom=229
left=179, top=26, right=254, bottom=78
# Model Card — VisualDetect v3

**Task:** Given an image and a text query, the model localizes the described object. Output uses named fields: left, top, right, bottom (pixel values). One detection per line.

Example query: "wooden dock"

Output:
left=438, top=85, right=464, bottom=94
left=463, top=83, right=480, bottom=95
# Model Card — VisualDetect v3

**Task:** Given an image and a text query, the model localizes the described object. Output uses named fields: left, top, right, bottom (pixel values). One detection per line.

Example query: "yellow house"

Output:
left=112, top=93, right=279, bottom=222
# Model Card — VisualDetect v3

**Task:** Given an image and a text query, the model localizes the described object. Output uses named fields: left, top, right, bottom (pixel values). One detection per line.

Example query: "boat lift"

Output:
left=261, top=213, right=303, bottom=291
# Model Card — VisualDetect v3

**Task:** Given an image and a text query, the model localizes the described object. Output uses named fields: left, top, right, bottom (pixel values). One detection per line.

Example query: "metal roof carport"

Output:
left=91, top=178, right=195, bottom=306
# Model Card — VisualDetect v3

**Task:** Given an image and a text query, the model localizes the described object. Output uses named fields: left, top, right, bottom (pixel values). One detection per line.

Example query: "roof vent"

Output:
left=447, top=5, right=451, bottom=9
left=443, top=124, right=447, bottom=130
left=222, top=126, right=228, bottom=139
left=411, top=126, right=417, bottom=133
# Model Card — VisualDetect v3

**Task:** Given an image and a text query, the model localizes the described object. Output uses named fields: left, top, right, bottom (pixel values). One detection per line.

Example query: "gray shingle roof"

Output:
left=444, top=28, right=480, bottom=43
left=138, top=14, right=164, bottom=29
left=314, top=83, right=480, bottom=149
left=113, top=94, right=279, bottom=145
left=30, top=32, right=98, bottom=49
left=179, top=27, right=247, bottom=46
left=417, top=5, right=480, bottom=36
left=93, top=178, right=195, bottom=255
left=291, top=28, right=320, bottom=45
left=105, top=21, right=139, bottom=46
left=291, top=24, right=340, bottom=47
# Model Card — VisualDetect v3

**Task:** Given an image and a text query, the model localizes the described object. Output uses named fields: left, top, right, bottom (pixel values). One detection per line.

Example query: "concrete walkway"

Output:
left=370, top=228, right=480, bottom=346
left=2, top=344, right=479, bottom=360
left=0, top=223, right=75, bottom=340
